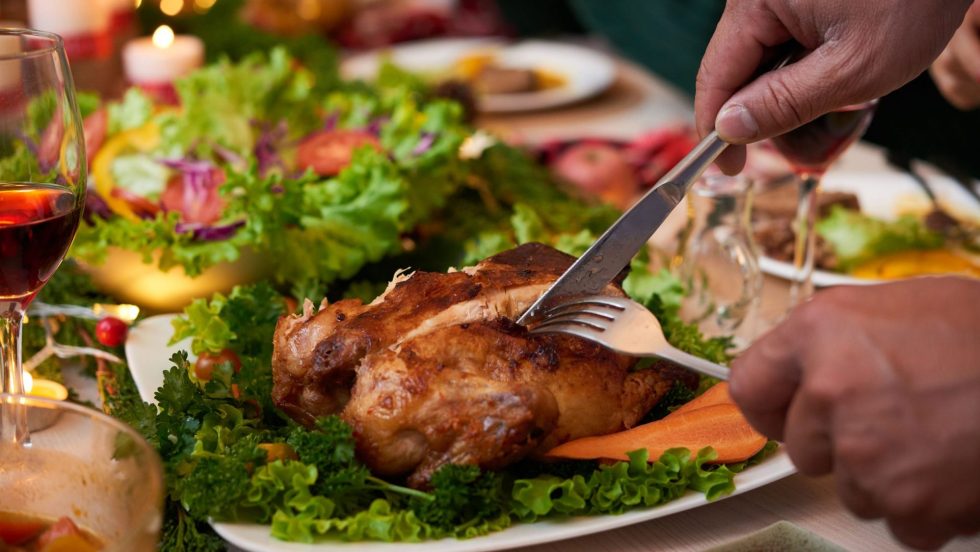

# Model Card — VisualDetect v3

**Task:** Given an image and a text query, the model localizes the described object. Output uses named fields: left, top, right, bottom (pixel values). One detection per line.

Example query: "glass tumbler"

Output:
left=675, top=174, right=762, bottom=342
left=0, top=394, right=164, bottom=550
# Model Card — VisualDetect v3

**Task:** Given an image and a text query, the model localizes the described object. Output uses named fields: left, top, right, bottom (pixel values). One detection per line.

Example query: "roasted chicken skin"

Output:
left=272, top=243, right=677, bottom=486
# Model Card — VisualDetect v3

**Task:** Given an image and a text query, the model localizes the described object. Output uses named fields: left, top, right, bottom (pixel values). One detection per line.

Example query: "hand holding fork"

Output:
left=529, top=295, right=730, bottom=381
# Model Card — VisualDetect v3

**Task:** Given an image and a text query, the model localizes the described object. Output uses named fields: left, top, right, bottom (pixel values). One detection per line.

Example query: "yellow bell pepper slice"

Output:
left=92, top=123, right=160, bottom=222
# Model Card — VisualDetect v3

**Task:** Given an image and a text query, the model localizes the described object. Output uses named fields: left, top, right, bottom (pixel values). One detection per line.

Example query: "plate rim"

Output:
left=758, top=256, right=880, bottom=287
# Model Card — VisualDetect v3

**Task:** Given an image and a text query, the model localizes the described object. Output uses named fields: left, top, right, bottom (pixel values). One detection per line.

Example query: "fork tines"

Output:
left=529, top=295, right=629, bottom=334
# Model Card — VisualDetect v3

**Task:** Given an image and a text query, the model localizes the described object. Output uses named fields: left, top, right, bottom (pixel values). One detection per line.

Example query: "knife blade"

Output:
left=516, top=131, right=728, bottom=326
left=517, top=47, right=801, bottom=326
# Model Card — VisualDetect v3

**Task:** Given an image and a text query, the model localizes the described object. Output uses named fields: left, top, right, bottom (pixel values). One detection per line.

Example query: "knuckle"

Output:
left=760, top=74, right=815, bottom=128
left=790, top=297, right=834, bottom=332
left=833, top=432, right=883, bottom=473
left=803, top=374, right=843, bottom=407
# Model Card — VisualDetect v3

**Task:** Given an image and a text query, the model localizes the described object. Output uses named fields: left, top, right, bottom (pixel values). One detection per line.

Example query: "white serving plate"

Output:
left=126, top=315, right=795, bottom=552
left=342, top=38, right=616, bottom=113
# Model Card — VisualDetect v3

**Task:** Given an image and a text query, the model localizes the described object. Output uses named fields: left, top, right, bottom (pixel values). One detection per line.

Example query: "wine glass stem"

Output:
left=0, top=303, right=29, bottom=444
left=789, top=174, right=820, bottom=306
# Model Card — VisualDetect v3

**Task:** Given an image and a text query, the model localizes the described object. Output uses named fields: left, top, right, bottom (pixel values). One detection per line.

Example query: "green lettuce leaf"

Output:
left=816, top=205, right=944, bottom=271
left=108, top=88, right=154, bottom=134
left=158, top=47, right=318, bottom=158
left=511, top=447, right=736, bottom=522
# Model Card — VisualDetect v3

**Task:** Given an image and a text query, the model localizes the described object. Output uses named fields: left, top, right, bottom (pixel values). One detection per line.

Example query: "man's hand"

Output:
left=931, top=2, right=980, bottom=110
left=731, top=278, right=980, bottom=550
left=695, top=0, right=971, bottom=174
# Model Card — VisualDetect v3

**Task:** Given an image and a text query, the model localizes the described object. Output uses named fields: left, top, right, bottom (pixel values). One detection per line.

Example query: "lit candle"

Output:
left=0, top=23, right=22, bottom=93
left=27, top=0, right=112, bottom=60
left=106, top=0, right=137, bottom=33
left=23, top=372, right=69, bottom=401
left=122, top=25, right=204, bottom=102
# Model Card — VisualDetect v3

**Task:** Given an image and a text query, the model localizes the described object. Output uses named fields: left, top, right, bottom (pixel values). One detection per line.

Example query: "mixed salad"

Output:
left=69, top=47, right=472, bottom=297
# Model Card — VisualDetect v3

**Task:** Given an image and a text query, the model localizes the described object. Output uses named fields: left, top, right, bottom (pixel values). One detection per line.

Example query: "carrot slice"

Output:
left=668, top=382, right=733, bottom=417
left=545, top=403, right=766, bottom=464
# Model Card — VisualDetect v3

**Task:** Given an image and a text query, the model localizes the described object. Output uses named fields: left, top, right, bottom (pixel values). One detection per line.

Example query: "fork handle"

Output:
left=659, top=346, right=730, bottom=380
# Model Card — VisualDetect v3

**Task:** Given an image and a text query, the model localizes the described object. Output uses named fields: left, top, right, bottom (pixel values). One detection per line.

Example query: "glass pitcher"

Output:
left=675, top=173, right=762, bottom=343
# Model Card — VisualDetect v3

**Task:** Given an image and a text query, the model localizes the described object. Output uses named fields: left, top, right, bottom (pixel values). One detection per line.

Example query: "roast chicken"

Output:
left=272, top=243, right=679, bottom=487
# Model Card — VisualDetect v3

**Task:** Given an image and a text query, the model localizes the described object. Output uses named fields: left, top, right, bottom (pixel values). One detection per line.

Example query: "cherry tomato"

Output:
left=95, top=317, right=128, bottom=347
left=194, top=348, right=242, bottom=382
left=37, top=111, right=65, bottom=171
left=296, top=130, right=382, bottom=176
left=82, top=108, right=108, bottom=167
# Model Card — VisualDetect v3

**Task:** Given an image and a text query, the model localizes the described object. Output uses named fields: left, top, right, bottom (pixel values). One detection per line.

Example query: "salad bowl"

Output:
left=79, top=246, right=270, bottom=312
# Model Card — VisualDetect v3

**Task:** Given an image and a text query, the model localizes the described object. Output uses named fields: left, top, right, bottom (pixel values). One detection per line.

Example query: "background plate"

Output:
left=759, top=165, right=980, bottom=287
left=342, top=38, right=616, bottom=113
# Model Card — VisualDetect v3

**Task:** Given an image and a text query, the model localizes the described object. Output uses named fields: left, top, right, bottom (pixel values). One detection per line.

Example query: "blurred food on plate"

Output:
left=241, top=0, right=352, bottom=35
left=453, top=51, right=565, bottom=94
left=753, top=183, right=980, bottom=279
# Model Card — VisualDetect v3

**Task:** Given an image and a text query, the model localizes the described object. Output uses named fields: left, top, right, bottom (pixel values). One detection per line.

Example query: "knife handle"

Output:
left=653, top=131, right=728, bottom=202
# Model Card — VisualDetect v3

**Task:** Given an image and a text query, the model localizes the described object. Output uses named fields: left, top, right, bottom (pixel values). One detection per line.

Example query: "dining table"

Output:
left=62, top=40, right=980, bottom=552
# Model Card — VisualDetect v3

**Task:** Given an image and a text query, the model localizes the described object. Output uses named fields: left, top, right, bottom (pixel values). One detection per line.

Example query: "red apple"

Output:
left=551, top=142, right=639, bottom=207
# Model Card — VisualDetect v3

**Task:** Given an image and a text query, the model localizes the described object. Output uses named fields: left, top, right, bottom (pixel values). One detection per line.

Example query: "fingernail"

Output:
left=716, top=104, right=759, bottom=142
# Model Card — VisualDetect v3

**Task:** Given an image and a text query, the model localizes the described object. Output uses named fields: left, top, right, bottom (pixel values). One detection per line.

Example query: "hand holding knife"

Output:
left=517, top=50, right=797, bottom=326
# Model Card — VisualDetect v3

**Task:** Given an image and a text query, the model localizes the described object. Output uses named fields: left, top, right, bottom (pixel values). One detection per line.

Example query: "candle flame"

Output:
left=23, top=371, right=33, bottom=394
left=152, top=25, right=176, bottom=49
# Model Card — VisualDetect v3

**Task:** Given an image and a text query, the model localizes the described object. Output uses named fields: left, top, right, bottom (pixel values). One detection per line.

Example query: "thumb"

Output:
left=714, top=49, right=864, bottom=143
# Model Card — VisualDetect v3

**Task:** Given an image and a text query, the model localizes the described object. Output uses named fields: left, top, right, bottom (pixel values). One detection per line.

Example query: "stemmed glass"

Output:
left=0, top=29, right=87, bottom=443
left=770, top=101, right=877, bottom=305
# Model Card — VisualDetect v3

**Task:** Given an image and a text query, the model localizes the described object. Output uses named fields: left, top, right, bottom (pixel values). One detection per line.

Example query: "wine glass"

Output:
left=0, top=29, right=87, bottom=443
left=770, top=101, right=877, bottom=305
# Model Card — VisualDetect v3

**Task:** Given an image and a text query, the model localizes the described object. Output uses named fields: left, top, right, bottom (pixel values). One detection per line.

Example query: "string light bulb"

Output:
left=160, top=0, right=184, bottom=16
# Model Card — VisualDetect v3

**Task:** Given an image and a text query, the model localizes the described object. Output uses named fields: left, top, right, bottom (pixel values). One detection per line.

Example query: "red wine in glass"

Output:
left=0, top=183, right=81, bottom=307
left=770, top=101, right=877, bottom=305
left=771, top=103, right=877, bottom=174
left=1, top=28, right=88, bottom=446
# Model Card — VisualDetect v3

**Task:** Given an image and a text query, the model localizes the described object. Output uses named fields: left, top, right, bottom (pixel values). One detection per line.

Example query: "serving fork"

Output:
left=529, top=295, right=730, bottom=381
